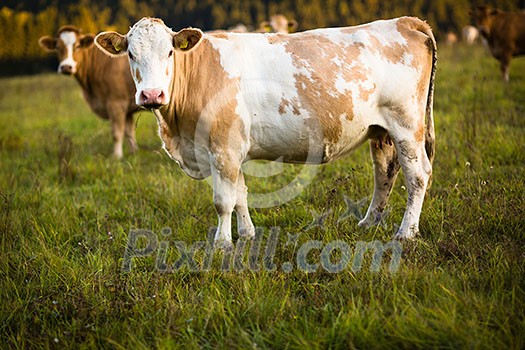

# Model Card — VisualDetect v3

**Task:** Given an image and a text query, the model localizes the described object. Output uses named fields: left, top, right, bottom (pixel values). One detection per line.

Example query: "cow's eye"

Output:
left=168, top=50, right=173, bottom=58
left=128, top=51, right=134, bottom=60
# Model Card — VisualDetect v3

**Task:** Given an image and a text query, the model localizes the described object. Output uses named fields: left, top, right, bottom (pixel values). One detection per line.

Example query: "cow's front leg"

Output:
left=235, top=171, right=255, bottom=238
left=359, top=136, right=401, bottom=228
left=500, top=55, right=511, bottom=82
left=125, top=113, right=138, bottom=153
left=211, top=157, right=240, bottom=250
left=107, top=103, right=127, bottom=159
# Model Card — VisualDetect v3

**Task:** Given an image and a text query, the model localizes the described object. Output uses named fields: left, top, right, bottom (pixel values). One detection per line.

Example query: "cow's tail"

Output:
left=417, top=21, right=437, bottom=188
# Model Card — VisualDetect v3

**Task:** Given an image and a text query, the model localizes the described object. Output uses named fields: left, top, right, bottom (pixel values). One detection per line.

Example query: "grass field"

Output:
left=1, top=44, right=524, bottom=349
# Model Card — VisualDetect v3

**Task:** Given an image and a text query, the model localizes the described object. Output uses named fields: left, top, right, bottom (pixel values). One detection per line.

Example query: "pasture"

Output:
left=0, top=44, right=524, bottom=348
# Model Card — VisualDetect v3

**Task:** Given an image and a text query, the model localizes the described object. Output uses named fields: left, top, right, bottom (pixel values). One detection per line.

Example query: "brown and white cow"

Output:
left=471, top=5, right=525, bottom=81
left=95, top=17, right=437, bottom=246
left=39, top=25, right=140, bottom=158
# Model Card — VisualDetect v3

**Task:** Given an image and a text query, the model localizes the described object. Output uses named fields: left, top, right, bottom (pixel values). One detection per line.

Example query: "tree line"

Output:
left=1, top=0, right=523, bottom=74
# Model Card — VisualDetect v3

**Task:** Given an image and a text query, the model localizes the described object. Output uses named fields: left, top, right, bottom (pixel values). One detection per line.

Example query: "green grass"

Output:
left=1, top=44, right=524, bottom=349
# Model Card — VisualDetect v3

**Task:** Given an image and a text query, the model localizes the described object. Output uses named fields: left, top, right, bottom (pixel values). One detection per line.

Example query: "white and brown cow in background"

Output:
left=39, top=25, right=140, bottom=159
left=257, top=14, right=298, bottom=33
left=96, top=17, right=437, bottom=247
left=462, top=25, right=479, bottom=45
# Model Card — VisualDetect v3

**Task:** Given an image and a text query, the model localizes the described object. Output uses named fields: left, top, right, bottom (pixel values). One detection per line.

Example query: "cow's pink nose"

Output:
left=140, top=89, right=166, bottom=107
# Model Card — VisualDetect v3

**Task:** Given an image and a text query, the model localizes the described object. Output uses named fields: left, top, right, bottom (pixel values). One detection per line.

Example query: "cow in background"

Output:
left=445, top=31, right=458, bottom=46
left=470, top=5, right=525, bottom=81
left=39, top=25, right=140, bottom=158
left=462, top=25, right=479, bottom=45
left=257, top=14, right=298, bottom=33
left=208, top=14, right=298, bottom=34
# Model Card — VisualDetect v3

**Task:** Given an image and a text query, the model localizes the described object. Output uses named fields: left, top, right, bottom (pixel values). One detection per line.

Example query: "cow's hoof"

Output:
left=358, top=216, right=376, bottom=228
left=393, top=226, right=418, bottom=240
left=214, top=239, right=234, bottom=252
left=238, top=225, right=255, bottom=238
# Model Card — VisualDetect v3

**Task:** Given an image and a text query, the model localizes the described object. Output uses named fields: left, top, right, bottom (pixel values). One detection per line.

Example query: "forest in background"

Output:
left=1, top=0, right=524, bottom=75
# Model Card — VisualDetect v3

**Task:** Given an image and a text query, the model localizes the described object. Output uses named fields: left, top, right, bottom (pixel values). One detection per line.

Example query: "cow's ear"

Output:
left=79, top=34, right=95, bottom=48
left=173, top=28, right=203, bottom=52
left=38, top=36, right=57, bottom=52
left=95, top=31, right=128, bottom=57
left=287, top=19, right=298, bottom=33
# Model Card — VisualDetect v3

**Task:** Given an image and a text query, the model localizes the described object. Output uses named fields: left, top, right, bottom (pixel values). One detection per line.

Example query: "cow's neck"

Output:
left=159, top=49, right=202, bottom=137
left=73, top=46, right=95, bottom=96
left=164, top=39, right=238, bottom=139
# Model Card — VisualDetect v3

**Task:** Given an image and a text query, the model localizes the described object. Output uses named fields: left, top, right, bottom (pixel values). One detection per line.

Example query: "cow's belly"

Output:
left=247, top=111, right=372, bottom=164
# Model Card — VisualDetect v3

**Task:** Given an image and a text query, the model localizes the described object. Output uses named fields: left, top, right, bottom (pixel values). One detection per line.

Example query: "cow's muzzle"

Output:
left=59, top=64, right=74, bottom=75
left=139, top=89, right=168, bottom=108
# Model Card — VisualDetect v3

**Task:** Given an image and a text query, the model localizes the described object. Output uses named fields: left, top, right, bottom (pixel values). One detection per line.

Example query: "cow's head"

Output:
left=259, top=14, right=298, bottom=33
left=39, top=26, right=95, bottom=75
left=95, top=17, right=203, bottom=108
left=470, top=5, right=500, bottom=37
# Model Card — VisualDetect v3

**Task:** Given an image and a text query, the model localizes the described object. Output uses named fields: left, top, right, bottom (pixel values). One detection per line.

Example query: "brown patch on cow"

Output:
left=278, top=97, right=301, bottom=116
left=277, top=33, right=373, bottom=146
left=360, top=83, right=376, bottom=101
left=364, top=34, right=407, bottom=65
left=135, top=68, right=142, bottom=83
left=414, top=121, right=425, bottom=143
left=278, top=98, right=288, bottom=115
left=56, top=39, right=69, bottom=61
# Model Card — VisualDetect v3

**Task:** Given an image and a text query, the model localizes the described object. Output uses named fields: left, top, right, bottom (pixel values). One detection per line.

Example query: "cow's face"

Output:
left=471, top=6, right=499, bottom=36
left=270, top=14, right=298, bottom=33
left=259, top=14, right=298, bottom=33
left=39, top=27, right=94, bottom=75
left=95, top=18, right=203, bottom=108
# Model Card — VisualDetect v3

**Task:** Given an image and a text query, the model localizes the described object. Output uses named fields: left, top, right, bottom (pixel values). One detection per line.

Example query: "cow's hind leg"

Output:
left=235, top=172, right=255, bottom=238
left=392, top=135, right=432, bottom=240
left=359, top=133, right=401, bottom=228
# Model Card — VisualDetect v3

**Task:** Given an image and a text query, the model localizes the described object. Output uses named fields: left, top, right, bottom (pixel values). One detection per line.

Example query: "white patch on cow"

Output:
left=59, top=31, right=77, bottom=73
left=126, top=19, right=175, bottom=104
